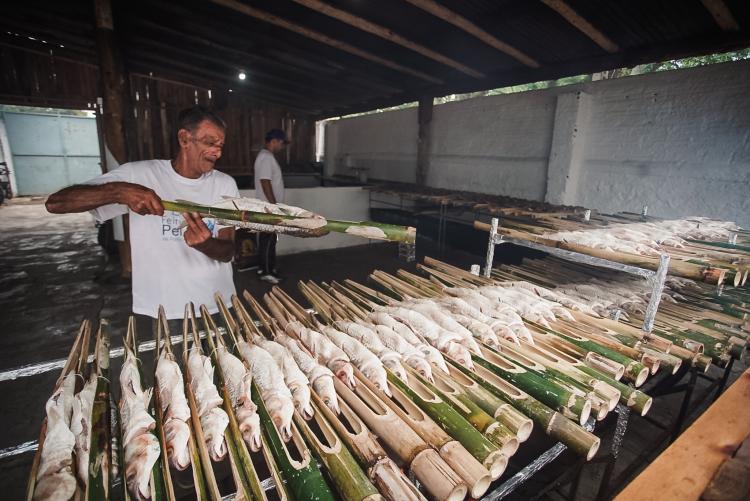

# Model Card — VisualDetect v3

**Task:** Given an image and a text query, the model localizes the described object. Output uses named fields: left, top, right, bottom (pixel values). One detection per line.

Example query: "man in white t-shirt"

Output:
left=253, top=129, right=287, bottom=284
left=46, top=106, right=239, bottom=321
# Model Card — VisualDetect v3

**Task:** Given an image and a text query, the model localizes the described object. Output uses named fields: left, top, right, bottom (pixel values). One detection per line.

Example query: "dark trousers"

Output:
left=258, top=232, right=277, bottom=275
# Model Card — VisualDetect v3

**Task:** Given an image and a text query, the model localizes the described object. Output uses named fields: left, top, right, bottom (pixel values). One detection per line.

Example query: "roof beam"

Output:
left=700, top=0, right=740, bottom=31
left=403, top=0, right=539, bottom=68
left=129, top=19, right=403, bottom=95
left=540, top=0, right=620, bottom=53
left=290, top=0, right=484, bottom=78
left=209, top=0, right=443, bottom=84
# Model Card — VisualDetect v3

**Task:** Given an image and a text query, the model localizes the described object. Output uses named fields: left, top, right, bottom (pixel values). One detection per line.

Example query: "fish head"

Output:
left=331, top=360, right=356, bottom=389
left=125, top=434, right=161, bottom=500
left=238, top=410, right=262, bottom=452
left=409, top=357, right=434, bottom=383
left=382, top=358, right=407, bottom=383
left=266, top=394, right=295, bottom=442
left=446, top=343, right=474, bottom=370
left=291, top=384, right=314, bottom=420
left=164, top=420, right=192, bottom=471
left=312, top=376, right=340, bottom=414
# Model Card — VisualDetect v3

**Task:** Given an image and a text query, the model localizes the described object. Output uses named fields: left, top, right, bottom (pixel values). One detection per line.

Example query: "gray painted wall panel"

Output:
left=2, top=111, right=100, bottom=195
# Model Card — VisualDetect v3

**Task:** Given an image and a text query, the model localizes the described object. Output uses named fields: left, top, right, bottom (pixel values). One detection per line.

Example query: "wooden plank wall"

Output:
left=0, top=45, right=317, bottom=177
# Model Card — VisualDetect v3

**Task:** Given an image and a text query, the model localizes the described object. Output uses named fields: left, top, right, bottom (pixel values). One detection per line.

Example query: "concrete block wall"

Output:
left=325, top=60, right=750, bottom=227
left=325, top=106, right=418, bottom=183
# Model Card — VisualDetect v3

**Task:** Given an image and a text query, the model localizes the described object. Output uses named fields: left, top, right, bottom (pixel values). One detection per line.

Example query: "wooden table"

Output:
left=615, top=368, right=750, bottom=501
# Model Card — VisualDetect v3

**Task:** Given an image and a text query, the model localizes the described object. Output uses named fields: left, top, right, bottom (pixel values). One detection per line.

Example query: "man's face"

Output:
left=180, top=120, right=225, bottom=174
left=267, top=138, right=286, bottom=154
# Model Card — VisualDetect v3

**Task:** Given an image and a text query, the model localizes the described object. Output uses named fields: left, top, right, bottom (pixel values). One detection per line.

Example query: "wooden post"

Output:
left=416, top=95, right=433, bottom=186
left=94, top=0, right=132, bottom=277
left=93, top=0, right=130, bottom=166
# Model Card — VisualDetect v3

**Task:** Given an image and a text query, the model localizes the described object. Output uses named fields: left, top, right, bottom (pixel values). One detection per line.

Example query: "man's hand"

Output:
left=181, top=214, right=235, bottom=262
left=116, top=182, right=164, bottom=216
left=182, top=212, right=213, bottom=248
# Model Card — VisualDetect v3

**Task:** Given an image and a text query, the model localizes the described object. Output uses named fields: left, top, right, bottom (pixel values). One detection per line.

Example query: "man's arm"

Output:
left=46, top=182, right=164, bottom=216
left=260, top=179, right=277, bottom=204
left=182, top=212, right=235, bottom=262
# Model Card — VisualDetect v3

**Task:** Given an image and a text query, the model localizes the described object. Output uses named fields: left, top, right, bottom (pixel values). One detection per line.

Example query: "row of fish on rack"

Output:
left=28, top=257, right=749, bottom=501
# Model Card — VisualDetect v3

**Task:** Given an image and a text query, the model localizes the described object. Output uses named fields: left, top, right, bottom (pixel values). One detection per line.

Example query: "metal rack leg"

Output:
left=713, top=358, right=735, bottom=402
left=671, top=368, right=698, bottom=442
left=483, top=217, right=499, bottom=278
left=567, top=462, right=585, bottom=501
left=595, top=405, right=631, bottom=501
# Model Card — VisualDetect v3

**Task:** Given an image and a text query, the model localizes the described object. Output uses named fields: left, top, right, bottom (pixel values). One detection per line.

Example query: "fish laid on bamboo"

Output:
left=120, top=342, right=161, bottom=500
left=70, top=376, right=97, bottom=486
left=284, top=319, right=357, bottom=388
left=368, top=311, right=451, bottom=374
left=34, top=373, right=78, bottom=501
left=237, top=342, right=295, bottom=441
left=155, top=348, right=192, bottom=470
left=163, top=198, right=417, bottom=243
left=333, top=320, right=411, bottom=381
left=186, top=345, right=230, bottom=462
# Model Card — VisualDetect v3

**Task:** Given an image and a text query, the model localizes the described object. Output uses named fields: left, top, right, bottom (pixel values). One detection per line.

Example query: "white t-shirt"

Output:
left=254, top=149, right=285, bottom=203
left=86, top=159, right=240, bottom=319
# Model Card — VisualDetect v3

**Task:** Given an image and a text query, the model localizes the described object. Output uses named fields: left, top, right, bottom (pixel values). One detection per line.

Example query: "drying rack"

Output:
left=481, top=217, right=671, bottom=333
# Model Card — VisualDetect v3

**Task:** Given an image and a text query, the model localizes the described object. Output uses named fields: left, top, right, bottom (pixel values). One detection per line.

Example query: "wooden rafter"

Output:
left=700, top=0, right=740, bottom=31
left=403, top=0, right=539, bottom=68
left=291, top=0, right=484, bottom=78
left=209, top=0, right=443, bottom=84
left=541, top=0, right=620, bottom=53
left=130, top=19, right=405, bottom=95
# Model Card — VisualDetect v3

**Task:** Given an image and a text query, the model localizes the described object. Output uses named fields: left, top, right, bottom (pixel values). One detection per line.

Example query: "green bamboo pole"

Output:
left=470, top=347, right=592, bottom=425
left=162, top=200, right=416, bottom=243
left=576, top=365, right=652, bottom=416
left=429, top=369, right=519, bottom=456
left=311, top=392, right=426, bottom=501
left=87, top=320, right=112, bottom=501
left=442, top=364, right=534, bottom=442
left=295, top=408, right=383, bottom=501
left=201, top=310, right=267, bottom=501
left=386, top=371, right=507, bottom=479
left=125, top=317, right=167, bottom=501
left=530, top=322, right=649, bottom=386
left=686, top=239, right=750, bottom=253
left=27, top=321, right=89, bottom=501
left=448, top=358, right=601, bottom=460
left=254, top=383, right=336, bottom=501
left=182, top=308, right=222, bottom=501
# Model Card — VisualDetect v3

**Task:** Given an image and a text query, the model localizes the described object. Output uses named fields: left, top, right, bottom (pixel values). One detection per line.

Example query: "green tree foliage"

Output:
left=335, top=49, right=750, bottom=118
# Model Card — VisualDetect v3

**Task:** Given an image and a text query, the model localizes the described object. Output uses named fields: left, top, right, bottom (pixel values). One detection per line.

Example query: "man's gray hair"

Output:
left=177, top=106, right=227, bottom=133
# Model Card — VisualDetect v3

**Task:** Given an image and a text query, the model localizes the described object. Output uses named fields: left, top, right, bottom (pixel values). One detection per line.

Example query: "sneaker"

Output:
left=259, top=273, right=281, bottom=284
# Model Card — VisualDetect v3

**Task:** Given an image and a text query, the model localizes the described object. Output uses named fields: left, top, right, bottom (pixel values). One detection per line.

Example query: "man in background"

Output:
left=254, top=129, right=287, bottom=284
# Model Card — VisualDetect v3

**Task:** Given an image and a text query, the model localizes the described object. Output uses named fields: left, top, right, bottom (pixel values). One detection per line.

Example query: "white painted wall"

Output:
left=325, top=60, right=750, bottom=227
left=577, top=62, right=750, bottom=226
left=325, top=107, right=418, bottom=183
left=239, top=186, right=371, bottom=255
left=428, top=91, right=556, bottom=201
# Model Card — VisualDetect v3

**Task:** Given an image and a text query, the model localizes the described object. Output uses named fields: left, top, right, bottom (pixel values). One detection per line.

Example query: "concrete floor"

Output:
left=0, top=198, right=746, bottom=500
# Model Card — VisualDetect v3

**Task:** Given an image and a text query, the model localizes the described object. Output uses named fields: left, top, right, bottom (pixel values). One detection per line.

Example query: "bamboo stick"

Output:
left=334, top=378, right=467, bottom=501
left=448, top=358, right=600, bottom=460
left=294, top=408, right=383, bottom=501
left=474, top=220, right=726, bottom=284
left=163, top=200, right=417, bottom=243
left=311, top=392, right=426, bottom=501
